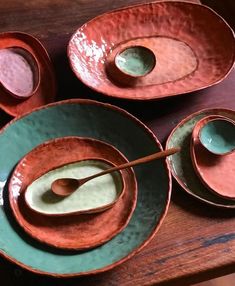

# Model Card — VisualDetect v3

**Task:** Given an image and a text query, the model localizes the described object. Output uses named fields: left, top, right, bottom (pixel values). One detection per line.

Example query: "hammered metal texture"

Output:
left=68, top=2, right=235, bottom=100
left=9, top=137, right=137, bottom=250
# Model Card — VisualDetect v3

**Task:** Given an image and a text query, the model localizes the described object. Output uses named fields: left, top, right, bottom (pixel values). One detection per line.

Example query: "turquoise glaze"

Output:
left=199, top=119, right=235, bottom=155
left=0, top=100, right=170, bottom=276
left=115, top=46, right=155, bottom=77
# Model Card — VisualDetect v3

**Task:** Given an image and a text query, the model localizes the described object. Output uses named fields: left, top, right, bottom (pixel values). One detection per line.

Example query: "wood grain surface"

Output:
left=0, top=0, right=235, bottom=285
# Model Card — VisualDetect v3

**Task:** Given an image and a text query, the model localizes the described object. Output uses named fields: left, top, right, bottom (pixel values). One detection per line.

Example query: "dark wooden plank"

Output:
left=1, top=0, right=235, bottom=285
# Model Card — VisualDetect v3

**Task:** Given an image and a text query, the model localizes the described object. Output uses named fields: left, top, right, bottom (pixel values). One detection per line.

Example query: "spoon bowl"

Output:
left=198, top=116, right=235, bottom=155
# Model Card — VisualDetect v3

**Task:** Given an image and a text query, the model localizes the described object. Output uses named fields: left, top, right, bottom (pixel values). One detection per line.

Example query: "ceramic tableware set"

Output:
left=0, top=1, right=234, bottom=278
left=166, top=108, right=235, bottom=208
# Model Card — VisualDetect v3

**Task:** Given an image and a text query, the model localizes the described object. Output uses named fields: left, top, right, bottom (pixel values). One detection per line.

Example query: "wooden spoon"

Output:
left=51, top=147, right=180, bottom=197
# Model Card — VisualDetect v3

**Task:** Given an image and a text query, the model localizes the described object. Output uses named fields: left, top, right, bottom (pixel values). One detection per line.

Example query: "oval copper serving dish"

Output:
left=68, top=1, right=235, bottom=100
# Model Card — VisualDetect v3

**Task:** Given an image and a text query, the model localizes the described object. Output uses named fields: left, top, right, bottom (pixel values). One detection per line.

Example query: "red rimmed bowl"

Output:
left=68, top=1, right=235, bottom=100
left=8, top=136, right=137, bottom=250
left=0, top=31, right=56, bottom=117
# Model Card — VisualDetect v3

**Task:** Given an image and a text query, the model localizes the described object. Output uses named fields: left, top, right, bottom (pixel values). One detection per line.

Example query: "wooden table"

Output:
left=0, top=0, right=235, bottom=285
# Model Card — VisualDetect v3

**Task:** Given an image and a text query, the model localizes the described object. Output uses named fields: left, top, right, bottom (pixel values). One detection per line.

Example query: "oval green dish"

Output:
left=166, top=108, right=235, bottom=208
left=0, top=99, right=171, bottom=277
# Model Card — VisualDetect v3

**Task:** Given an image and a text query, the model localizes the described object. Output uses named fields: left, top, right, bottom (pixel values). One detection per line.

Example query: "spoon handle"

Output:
left=80, top=147, right=180, bottom=184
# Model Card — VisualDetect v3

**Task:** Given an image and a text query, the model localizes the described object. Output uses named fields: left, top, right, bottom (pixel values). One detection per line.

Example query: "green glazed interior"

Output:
left=199, top=119, right=235, bottom=154
left=166, top=110, right=235, bottom=208
left=25, top=160, right=123, bottom=215
left=115, top=46, right=155, bottom=76
left=0, top=101, right=170, bottom=275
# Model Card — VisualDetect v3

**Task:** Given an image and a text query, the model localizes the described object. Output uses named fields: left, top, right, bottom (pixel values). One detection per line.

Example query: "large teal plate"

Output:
left=0, top=99, right=171, bottom=277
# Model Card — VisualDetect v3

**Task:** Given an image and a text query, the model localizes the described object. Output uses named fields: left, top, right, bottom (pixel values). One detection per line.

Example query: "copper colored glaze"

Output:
left=1, top=98, right=171, bottom=277
left=9, top=136, right=137, bottom=250
left=68, top=2, right=235, bottom=100
left=0, top=32, right=56, bottom=117
left=166, top=108, right=235, bottom=208
left=191, top=115, right=235, bottom=200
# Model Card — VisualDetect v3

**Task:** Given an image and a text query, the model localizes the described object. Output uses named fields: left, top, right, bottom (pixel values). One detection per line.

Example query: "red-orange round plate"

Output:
left=9, top=136, right=137, bottom=250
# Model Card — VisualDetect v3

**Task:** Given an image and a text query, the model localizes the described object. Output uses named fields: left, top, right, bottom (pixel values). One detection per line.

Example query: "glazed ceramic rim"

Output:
left=0, top=31, right=56, bottom=117
left=0, top=98, right=171, bottom=277
left=197, top=116, right=235, bottom=155
left=0, top=46, right=41, bottom=99
left=24, top=157, right=126, bottom=216
left=8, top=136, right=137, bottom=251
left=114, top=45, right=156, bottom=78
left=67, top=1, right=235, bottom=101
left=166, top=108, right=235, bottom=208
left=10, top=136, right=129, bottom=217
left=190, top=115, right=235, bottom=201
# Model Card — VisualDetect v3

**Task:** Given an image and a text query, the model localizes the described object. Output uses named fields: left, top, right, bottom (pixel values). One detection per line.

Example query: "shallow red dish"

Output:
left=0, top=32, right=56, bottom=117
left=8, top=136, right=137, bottom=250
left=68, top=1, right=235, bottom=100
left=191, top=115, right=235, bottom=200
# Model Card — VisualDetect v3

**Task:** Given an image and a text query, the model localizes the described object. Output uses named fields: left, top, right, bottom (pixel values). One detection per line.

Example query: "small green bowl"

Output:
left=199, top=116, right=235, bottom=155
left=114, top=45, right=156, bottom=78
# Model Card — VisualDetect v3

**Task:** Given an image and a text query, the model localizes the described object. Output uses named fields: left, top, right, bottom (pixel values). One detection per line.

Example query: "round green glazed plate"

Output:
left=166, top=108, right=235, bottom=208
left=0, top=99, right=171, bottom=277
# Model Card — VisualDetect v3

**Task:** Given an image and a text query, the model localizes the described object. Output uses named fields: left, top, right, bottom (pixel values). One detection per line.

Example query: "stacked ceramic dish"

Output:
left=0, top=32, right=56, bottom=117
left=166, top=108, right=235, bottom=208
left=68, top=2, right=235, bottom=101
left=1, top=0, right=235, bottom=278
left=0, top=99, right=171, bottom=276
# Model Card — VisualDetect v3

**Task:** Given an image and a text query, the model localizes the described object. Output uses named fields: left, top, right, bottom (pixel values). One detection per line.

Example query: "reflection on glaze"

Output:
left=200, top=119, right=235, bottom=155
left=0, top=48, right=37, bottom=98
left=0, top=180, right=6, bottom=206
left=25, top=160, right=123, bottom=215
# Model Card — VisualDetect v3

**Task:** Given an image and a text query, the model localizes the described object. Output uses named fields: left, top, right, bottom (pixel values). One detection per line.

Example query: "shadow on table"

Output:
left=171, top=181, right=235, bottom=218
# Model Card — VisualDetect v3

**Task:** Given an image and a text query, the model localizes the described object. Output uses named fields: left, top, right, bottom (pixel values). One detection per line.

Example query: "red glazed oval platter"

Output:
left=68, top=1, right=235, bottom=100
left=8, top=136, right=137, bottom=250
left=0, top=32, right=56, bottom=117
left=190, top=115, right=235, bottom=200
